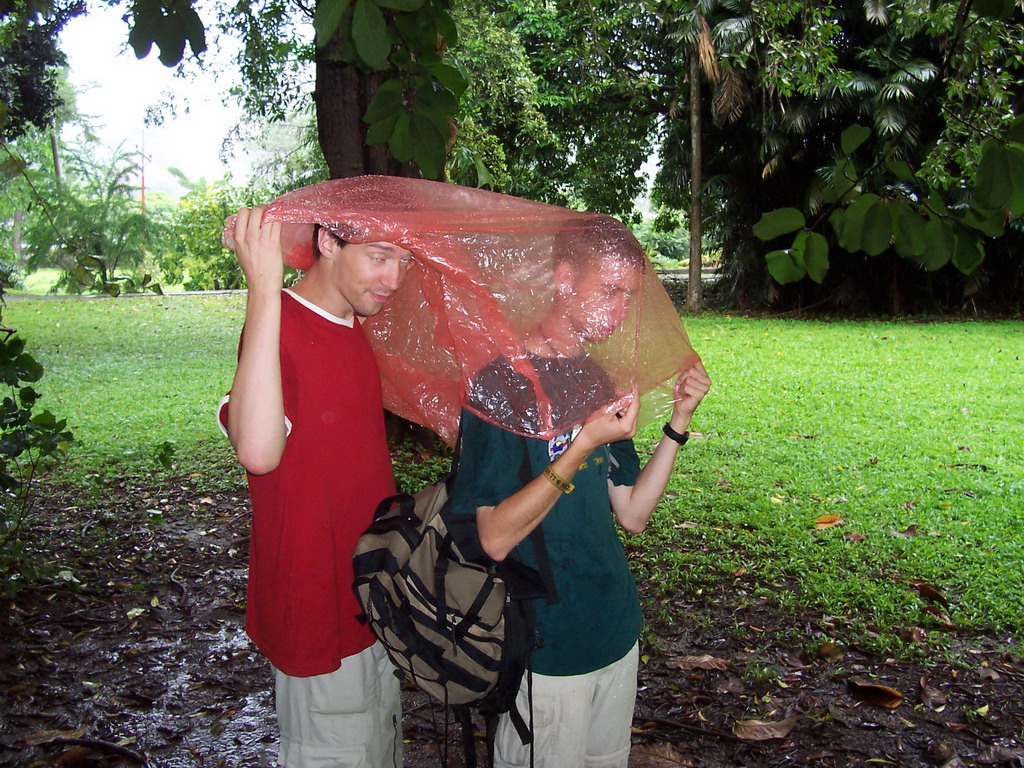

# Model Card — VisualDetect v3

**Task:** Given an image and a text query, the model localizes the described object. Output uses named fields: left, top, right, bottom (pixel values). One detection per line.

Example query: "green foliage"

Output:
left=631, top=218, right=691, bottom=267
left=7, top=130, right=169, bottom=295
left=0, top=330, right=73, bottom=591
left=160, top=173, right=251, bottom=290
left=128, top=0, right=207, bottom=66
left=0, top=0, right=82, bottom=142
left=745, top=3, right=1024, bottom=292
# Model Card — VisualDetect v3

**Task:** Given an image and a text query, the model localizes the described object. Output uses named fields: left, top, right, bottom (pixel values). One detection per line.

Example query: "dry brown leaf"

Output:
left=732, top=712, right=800, bottom=741
left=976, top=745, right=1024, bottom=765
left=911, top=580, right=950, bottom=607
left=844, top=532, right=867, bottom=542
left=630, top=741, right=695, bottom=767
left=979, top=667, right=1001, bottom=682
left=715, top=676, right=747, bottom=695
left=898, top=626, right=927, bottom=644
left=816, top=642, right=844, bottom=662
left=667, top=654, right=731, bottom=671
left=925, top=742, right=956, bottom=764
left=23, top=728, right=87, bottom=746
left=920, top=677, right=947, bottom=709
left=848, top=676, right=904, bottom=709
left=815, top=514, right=844, bottom=529
left=923, top=605, right=955, bottom=628
left=56, top=746, right=94, bottom=766
left=891, top=524, right=920, bottom=538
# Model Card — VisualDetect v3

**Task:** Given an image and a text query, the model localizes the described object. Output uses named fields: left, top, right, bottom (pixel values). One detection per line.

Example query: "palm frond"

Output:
left=863, top=0, right=890, bottom=25
left=698, top=14, right=722, bottom=82
left=873, top=102, right=906, bottom=136
left=892, top=59, right=938, bottom=84
left=845, top=72, right=880, bottom=95
left=713, top=65, right=750, bottom=125
left=879, top=82, right=914, bottom=101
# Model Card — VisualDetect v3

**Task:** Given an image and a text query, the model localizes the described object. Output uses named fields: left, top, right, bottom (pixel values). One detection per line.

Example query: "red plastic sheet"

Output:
left=229, top=176, right=700, bottom=444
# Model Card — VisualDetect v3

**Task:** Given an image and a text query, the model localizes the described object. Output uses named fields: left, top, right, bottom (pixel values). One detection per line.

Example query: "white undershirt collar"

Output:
left=283, top=288, right=355, bottom=327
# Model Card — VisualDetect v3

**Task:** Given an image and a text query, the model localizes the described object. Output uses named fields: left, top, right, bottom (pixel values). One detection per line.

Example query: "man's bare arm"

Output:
left=610, top=362, right=711, bottom=533
left=477, top=398, right=641, bottom=561
left=225, top=207, right=288, bottom=475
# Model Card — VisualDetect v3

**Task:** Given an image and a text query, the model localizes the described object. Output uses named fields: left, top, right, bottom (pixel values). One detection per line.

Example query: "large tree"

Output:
left=126, top=0, right=466, bottom=181
left=446, top=0, right=1024, bottom=313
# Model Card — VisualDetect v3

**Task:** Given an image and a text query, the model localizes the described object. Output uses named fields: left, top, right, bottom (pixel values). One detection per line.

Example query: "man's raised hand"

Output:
left=232, top=207, right=284, bottom=291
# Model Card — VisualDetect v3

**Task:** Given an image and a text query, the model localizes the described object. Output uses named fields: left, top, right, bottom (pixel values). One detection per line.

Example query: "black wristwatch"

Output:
left=662, top=423, right=689, bottom=445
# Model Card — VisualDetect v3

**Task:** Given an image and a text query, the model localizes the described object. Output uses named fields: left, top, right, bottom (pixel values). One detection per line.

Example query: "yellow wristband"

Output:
left=543, top=465, right=575, bottom=494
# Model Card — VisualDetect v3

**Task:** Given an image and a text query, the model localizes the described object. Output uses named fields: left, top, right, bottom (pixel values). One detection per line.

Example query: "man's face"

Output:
left=559, top=256, right=641, bottom=344
left=321, top=234, right=415, bottom=318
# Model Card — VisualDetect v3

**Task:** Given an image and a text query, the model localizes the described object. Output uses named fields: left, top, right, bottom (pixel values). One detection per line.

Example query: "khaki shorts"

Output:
left=494, top=642, right=639, bottom=768
left=274, top=642, right=402, bottom=768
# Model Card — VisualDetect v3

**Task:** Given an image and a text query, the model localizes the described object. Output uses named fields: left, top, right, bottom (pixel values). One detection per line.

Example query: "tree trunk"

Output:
left=313, top=37, right=435, bottom=448
left=313, top=44, right=416, bottom=179
left=50, top=128, right=62, bottom=189
left=12, top=210, right=24, bottom=265
left=686, top=54, right=703, bottom=312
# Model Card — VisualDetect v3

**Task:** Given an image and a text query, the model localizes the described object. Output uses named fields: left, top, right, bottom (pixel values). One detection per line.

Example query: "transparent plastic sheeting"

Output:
left=229, top=176, right=700, bottom=444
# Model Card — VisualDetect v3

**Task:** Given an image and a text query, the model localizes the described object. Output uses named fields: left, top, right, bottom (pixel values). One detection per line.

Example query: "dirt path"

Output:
left=1, top=476, right=1021, bottom=767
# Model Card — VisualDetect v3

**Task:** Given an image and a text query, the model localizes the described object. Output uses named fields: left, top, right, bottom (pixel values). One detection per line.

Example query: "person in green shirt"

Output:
left=451, top=245, right=711, bottom=768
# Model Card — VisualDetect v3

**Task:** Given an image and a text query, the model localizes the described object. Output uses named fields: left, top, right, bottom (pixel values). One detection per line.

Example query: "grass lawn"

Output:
left=5, top=294, right=1023, bottom=647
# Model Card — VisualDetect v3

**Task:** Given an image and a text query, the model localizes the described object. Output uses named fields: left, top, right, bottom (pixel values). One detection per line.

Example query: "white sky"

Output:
left=59, top=3, right=251, bottom=197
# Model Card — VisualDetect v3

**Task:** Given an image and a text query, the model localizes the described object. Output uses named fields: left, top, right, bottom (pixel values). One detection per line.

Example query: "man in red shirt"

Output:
left=220, top=207, right=414, bottom=767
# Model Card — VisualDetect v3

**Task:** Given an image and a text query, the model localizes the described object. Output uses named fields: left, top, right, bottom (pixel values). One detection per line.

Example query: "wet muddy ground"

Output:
left=2, top=475, right=1022, bottom=767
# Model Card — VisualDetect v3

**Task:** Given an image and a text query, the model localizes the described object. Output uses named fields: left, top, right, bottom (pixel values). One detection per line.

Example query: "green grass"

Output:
left=9, top=267, right=65, bottom=295
left=630, top=315, right=1024, bottom=645
left=5, top=296, right=1024, bottom=641
left=5, top=293, right=246, bottom=481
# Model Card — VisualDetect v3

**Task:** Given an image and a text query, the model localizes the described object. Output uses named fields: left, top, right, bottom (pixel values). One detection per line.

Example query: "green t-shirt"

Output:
left=450, top=409, right=642, bottom=676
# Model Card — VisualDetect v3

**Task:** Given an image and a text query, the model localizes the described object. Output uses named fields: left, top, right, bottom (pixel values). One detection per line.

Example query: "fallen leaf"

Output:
left=844, top=532, right=867, bottom=542
left=828, top=704, right=861, bottom=728
left=816, top=642, right=844, bottom=662
left=630, top=742, right=695, bottom=767
left=911, top=580, right=950, bottom=607
left=56, top=746, right=94, bottom=765
left=666, top=654, right=731, bottom=671
left=898, top=626, right=927, bottom=644
left=976, top=745, right=1024, bottom=765
left=815, top=514, right=844, bottom=529
left=979, top=667, right=1001, bottom=682
left=24, top=728, right=87, bottom=746
left=925, top=742, right=955, bottom=764
left=732, top=712, right=800, bottom=741
left=920, top=677, right=947, bottom=709
left=848, top=677, right=904, bottom=709
left=891, top=524, right=919, bottom=538
left=922, top=605, right=955, bottom=629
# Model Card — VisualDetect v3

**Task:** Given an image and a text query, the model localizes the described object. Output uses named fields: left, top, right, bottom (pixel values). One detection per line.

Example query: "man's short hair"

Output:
left=552, top=224, right=646, bottom=274
left=312, top=224, right=349, bottom=260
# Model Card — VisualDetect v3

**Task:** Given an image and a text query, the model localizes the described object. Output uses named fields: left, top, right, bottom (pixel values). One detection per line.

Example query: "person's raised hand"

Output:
left=232, top=207, right=283, bottom=292
left=670, top=361, right=711, bottom=429
left=578, top=394, right=641, bottom=451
